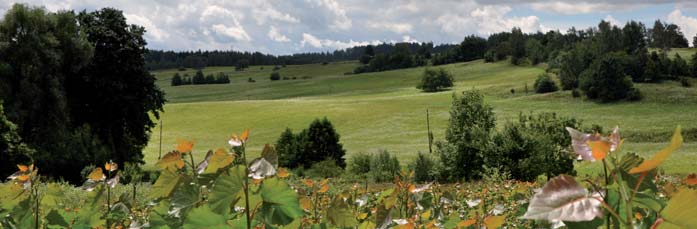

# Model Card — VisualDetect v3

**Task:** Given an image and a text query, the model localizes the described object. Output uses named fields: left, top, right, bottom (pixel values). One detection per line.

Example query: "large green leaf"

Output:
left=326, top=197, right=358, bottom=227
left=149, top=170, right=183, bottom=199
left=564, top=217, right=604, bottom=229
left=171, top=182, right=200, bottom=217
left=0, top=183, right=27, bottom=211
left=148, top=200, right=176, bottom=229
left=182, top=206, right=229, bottom=229
left=633, top=192, right=665, bottom=213
left=660, top=188, right=697, bottom=228
left=208, top=166, right=245, bottom=215
left=259, top=177, right=303, bottom=226
left=45, top=209, right=69, bottom=228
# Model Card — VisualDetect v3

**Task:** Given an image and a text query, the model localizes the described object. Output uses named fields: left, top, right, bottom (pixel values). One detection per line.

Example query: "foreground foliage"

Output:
left=1, top=126, right=696, bottom=228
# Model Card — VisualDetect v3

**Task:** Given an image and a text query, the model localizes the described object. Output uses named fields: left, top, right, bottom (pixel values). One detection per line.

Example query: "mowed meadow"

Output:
left=144, top=50, right=697, bottom=175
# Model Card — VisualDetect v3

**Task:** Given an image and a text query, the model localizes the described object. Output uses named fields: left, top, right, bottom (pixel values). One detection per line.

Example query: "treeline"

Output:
left=145, top=42, right=456, bottom=70
left=352, top=43, right=430, bottom=73
left=171, top=70, right=230, bottom=86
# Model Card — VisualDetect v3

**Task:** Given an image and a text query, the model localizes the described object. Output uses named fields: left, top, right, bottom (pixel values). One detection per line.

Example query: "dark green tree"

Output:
left=270, top=71, right=280, bottom=81
left=622, top=21, right=646, bottom=54
left=235, top=59, right=249, bottom=71
left=525, top=39, right=545, bottom=65
left=579, top=56, right=638, bottom=102
left=71, top=8, right=166, bottom=169
left=509, top=27, right=526, bottom=65
left=459, top=35, right=487, bottom=61
left=672, top=53, right=689, bottom=77
left=417, top=68, right=454, bottom=92
left=171, top=73, right=183, bottom=86
left=436, top=91, right=495, bottom=181
left=305, top=118, right=346, bottom=169
left=192, top=69, right=205, bottom=84
left=690, top=52, right=697, bottom=78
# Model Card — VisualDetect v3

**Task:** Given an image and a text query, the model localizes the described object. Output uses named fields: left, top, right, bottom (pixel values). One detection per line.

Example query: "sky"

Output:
left=1, top=0, right=697, bottom=54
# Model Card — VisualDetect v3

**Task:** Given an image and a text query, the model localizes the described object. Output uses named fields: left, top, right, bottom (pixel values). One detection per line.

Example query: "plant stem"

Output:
left=602, top=159, right=610, bottom=229
left=241, top=144, right=251, bottom=229
left=34, top=181, right=39, bottom=229
left=106, top=170, right=111, bottom=229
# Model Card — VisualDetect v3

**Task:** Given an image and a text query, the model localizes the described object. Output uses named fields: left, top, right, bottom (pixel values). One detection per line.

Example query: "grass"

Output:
left=145, top=60, right=697, bottom=175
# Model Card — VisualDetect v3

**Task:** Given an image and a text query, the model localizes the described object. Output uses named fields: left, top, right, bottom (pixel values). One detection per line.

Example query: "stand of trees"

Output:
left=352, top=43, right=429, bottom=73
left=171, top=71, right=230, bottom=86
left=0, top=4, right=165, bottom=183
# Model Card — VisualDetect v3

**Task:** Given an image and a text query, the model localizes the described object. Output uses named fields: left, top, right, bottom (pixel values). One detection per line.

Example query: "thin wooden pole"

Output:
left=158, top=118, right=163, bottom=160
left=426, top=109, right=432, bottom=154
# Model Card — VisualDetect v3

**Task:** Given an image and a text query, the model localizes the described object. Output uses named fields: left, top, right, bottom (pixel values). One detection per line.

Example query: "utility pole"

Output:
left=158, top=118, right=163, bottom=160
left=426, top=109, right=433, bottom=154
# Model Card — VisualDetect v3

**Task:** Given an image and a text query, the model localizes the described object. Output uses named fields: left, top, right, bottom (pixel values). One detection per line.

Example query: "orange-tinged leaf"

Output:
left=277, top=168, right=289, bottom=178
left=588, top=140, right=611, bottom=160
left=300, top=197, right=312, bottom=210
left=320, top=178, right=329, bottom=186
left=408, top=184, right=416, bottom=193
left=17, top=164, right=28, bottom=172
left=204, top=148, right=234, bottom=173
left=483, top=215, right=505, bottom=228
left=87, top=168, right=105, bottom=181
left=17, top=174, right=30, bottom=182
left=105, top=161, right=118, bottom=172
left=176, top=139, right=194, bottom=153
left=304, top=179, right=314, bottom=187
left=630, top=126, right=682, bottom=174
left=458, top=219, right=476, bottom=227
left=395, top=222, right=415, bottom=229
left=319, top=184, right=329, bottom=193
left=685, top=174, right=697, bottom=185
left=240, top=128, right=250, bottom=142
left=157, top=151, right=185, bottom=171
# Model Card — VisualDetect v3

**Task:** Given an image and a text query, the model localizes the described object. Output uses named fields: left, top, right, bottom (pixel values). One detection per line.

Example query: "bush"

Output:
left=436, top=91, right=495, bottom=181
left=417, top=68, right=454, bottom=92
left=411, top=152, right=435, bottom=183
left=369, top=150, right=401, bottom=183
left=270, top=72, right=281, bottom=81
left=485, top=113, right=580, bottom=181
left=276, top=118, right=346, bottom=169
left=533, top=73, right=559, bottom=93
left=484, top=50, right=496, bottom=63
left=680, top=77, right=692, bottom=87
left=305, top=159, right=344, bottom=178
left=347, top=152, right=372, bottom=176
left=171, top=73, right=183, bottom=86
left=248, top=77, right=255, bottom=83
left=580, top=56, right=639, bottom=102
left=571, top=89, right=581, bottom=98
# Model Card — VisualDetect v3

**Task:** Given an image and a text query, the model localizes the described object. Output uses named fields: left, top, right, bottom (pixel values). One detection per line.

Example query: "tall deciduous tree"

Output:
left=510, top=27, right=526, bottom=65
left=70, top=8, right=165, bottom=169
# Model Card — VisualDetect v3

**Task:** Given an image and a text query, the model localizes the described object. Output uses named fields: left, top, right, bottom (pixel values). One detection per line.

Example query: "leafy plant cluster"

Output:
left=2, top=126, right=696, bottom=228
left=171, top=70, right=230, bottom=86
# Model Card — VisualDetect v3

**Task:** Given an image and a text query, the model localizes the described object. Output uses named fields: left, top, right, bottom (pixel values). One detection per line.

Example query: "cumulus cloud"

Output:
left=369, top=22, right=413, bottom=34
left=268, top=26, right=290, bottom=42
left=252, top=3, right=299, bottom=25
left=667, top=9, right=697, bottom=46
left=604, top=15, right=621, bottom=27
left=301, top=33, right=379, bottom=50
left=402, top=35, right=418, bottom=43
left=307, top=0, right=352, bottom=30
left=210, top=24, right=251, bottom=42
left=529, top=1, right=639, bottom=15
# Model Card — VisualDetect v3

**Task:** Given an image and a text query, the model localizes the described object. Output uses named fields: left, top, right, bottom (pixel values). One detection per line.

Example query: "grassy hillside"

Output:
left=146, top=60, right=697, bottom=175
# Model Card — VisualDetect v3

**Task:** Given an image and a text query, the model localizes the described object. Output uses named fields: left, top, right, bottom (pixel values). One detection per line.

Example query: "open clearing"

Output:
left=146, top=56, right=697, bottom=175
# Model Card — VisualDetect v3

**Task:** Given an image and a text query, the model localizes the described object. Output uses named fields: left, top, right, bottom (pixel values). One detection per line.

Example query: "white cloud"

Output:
left=126, top=14, right=169, bottom=41
left=211, top=24, right=251, bottom=42
left=252, top=5, right=299, bottom=25
left=369, top=22, right=413, bottom=34
left=307, top=0, right=352, bottom=30
left=667, top=9, right=697, bottom=47
left=402, top=35, right=418, bottom=43
left=470, top=6, right=544, bottom=34
left=604, top=15, right=621, bottom=27
left=301, top=33, right=379, bottom=50
left=268, top=26, right=290, bottom=42
left=529, top=2, right=635, bottom=15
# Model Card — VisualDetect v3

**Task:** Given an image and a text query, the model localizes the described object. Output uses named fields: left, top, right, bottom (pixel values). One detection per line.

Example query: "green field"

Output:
left=145, top=58, right=697, bottom=175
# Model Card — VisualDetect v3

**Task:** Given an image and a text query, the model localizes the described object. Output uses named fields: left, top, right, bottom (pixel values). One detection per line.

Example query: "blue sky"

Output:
left=1, top=0, right=696, bottom=54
